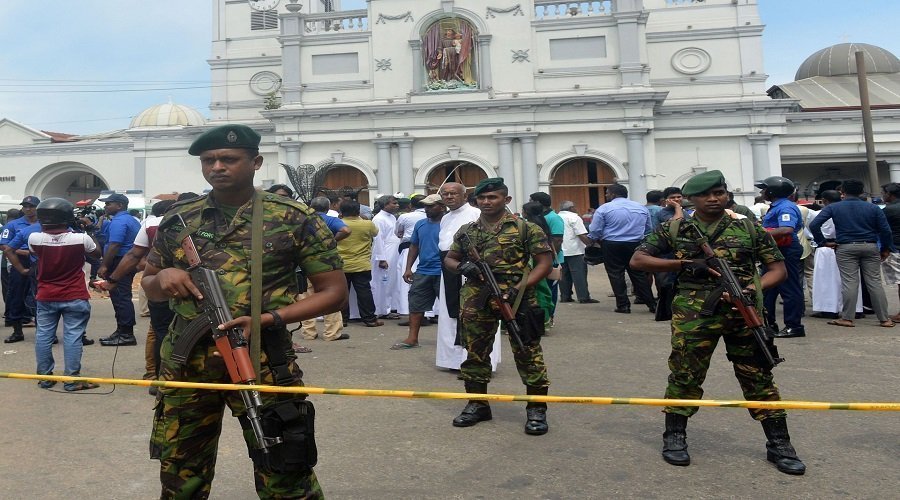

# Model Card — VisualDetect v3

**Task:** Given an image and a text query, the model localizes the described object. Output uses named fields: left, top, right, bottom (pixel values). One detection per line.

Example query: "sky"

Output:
left=0, top=0, right=897, bottom=136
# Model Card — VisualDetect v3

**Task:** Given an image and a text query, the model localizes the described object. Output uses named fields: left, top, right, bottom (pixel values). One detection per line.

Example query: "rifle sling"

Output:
left=511, top=218, right=531, bottom=316
left=250, top=191, right=264, bottom=378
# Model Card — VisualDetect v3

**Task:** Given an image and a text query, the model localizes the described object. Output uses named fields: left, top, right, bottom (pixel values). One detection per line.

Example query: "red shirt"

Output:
left=28, top=229, right=96, bottom=302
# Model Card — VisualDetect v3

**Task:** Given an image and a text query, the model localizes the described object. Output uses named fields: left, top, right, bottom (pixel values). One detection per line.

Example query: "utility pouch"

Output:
left=149, top=394, right=165, bottom=460
left=295, top=267, right=309, bottom=294
left=515, top=305, right=546, bottom=346
left=247, top=399, right=318, bottom=473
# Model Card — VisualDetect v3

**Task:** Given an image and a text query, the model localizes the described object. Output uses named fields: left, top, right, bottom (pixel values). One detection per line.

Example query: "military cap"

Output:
left=474, top=177, right=507, bottom=196
left=20, top=195, right=40, bottom=207
left=99, top=193, right=129, bottom=206
left=188, top=124, right=261, bottom=156
left=682, top=170, right=727, bottom=197
left=420, top=194, right=444, bottom=205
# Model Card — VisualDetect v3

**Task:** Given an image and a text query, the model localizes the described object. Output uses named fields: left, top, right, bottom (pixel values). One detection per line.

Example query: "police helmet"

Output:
left=754, top=176, right=796, bottom=199
left=36, top=198, right=75, bottom=226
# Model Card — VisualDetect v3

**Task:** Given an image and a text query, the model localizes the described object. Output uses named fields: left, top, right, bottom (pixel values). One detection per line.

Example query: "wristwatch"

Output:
left=265, top=309, right=285, bottom=329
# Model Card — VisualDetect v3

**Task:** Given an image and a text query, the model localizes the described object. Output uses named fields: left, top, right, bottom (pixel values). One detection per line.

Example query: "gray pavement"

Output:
left=1, top=269, right=898, bottom=499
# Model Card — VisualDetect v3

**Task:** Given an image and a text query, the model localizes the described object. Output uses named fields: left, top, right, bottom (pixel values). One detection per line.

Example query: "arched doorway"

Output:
left=426, top=161, right=487, bottom=193
left=44, top=172, right=107, bottom=203
left=318, top=164, right=370, bottom=205
left=549, top=158, right=617, bottom=214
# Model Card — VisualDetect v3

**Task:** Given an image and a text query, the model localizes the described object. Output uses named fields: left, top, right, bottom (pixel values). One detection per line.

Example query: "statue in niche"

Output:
left=422, top=18, right=477, bottom=91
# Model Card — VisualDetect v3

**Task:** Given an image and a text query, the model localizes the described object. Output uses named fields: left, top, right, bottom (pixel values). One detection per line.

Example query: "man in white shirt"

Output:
left=558, top=201, right=597, bottom=303
left=394, top=194, right=427, bottom=320
left=371, top=195, right=402, bottom=319
left=437, top=182, right=500, bottom=370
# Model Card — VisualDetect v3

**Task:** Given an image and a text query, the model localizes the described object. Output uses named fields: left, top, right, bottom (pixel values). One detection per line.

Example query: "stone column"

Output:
left=373, top=140, right=394, bottom=194
left=613, top=0, right=647, bottom=86
left=888, top=159, right=900, bottom=183
left=494, top=135, right=517, bottom=207
left=282, top=142, right=301, bottom=170
left=748, top=133, right=773, bottom=182
left=279, top=4, right=304, bottom=103
left=477, top=34, right=493, bottom=90
left=133, top=157, right=146, bottom=192
left=622, top=128, right=649, bottom=202
left=519, top=133, right=539, bottom=198
left=409, top=40, right=424, bottom=93
left=396, top=138, right=415, bottom=195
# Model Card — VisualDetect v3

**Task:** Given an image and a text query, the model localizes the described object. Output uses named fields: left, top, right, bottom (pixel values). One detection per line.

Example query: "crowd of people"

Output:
left=6, top=121, right=900, bottom=496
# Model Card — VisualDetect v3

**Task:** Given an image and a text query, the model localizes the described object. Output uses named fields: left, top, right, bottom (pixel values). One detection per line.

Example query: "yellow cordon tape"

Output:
left=2, top=372, right=898, bottom=411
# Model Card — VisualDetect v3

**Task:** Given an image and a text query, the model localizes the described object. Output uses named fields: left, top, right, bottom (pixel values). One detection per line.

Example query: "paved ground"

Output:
left=1, top=269, right=898, bottom=499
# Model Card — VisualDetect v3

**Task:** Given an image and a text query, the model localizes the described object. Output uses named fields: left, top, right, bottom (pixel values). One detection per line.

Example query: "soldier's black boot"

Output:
left=761, top=417, right=806, bottom=475
left=452, top=382, right=492, bottom=427
left=99, top=328, right=121, bottom=343
left=524, top=386, right=549, bottom=435
left=662, top=412, right=690, bottom=466
left=4, top=321, right=24, bottom=343
left=101, top=326, right=136, bottom=346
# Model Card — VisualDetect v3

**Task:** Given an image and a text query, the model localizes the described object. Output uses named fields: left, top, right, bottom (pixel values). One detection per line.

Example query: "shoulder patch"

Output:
left=781, top=213, right=791, bottom=222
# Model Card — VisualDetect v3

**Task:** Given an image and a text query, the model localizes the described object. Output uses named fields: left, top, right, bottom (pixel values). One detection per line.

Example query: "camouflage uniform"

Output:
left=636, top=214, right=787, bottom=420
left=451, top=213, right=552, bottom=386
left=147, top=192, right=341, bottom=499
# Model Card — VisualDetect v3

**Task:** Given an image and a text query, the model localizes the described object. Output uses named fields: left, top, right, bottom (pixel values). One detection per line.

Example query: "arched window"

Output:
left=422, top=18, right=478, bottom=91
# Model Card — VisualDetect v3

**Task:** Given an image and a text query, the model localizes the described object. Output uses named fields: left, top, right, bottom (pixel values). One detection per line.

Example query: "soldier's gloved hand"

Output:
left=681, top=258, right=715, bottom=279
left=456, top=261, right=482, bottom=280
left=502, top=287, right=519, bottom=305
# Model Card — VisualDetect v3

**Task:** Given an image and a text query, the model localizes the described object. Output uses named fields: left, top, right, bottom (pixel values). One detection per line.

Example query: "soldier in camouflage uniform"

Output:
left=630, top=170, right=806, bottom=475
left=142, top=124, right=347, bottom=499
left=443, top=178, right=554, bottom=435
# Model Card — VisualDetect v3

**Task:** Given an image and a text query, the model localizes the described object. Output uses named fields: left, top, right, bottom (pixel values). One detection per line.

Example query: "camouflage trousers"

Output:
left=151, top=329, right=323, bottom=499
left=458, top=283, right=550, bottom=387
left=665, top=292, right=785, bottom=421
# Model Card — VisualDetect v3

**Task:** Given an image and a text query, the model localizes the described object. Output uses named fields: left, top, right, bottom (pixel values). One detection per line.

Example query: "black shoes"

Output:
left=100, top=332, right=137, bottom=346
left=333, top=333, right=350, bottom=341
left=614, top=307, right=631, bottom=314
left=560, top=298, right=574, bottom=303
left=82, top=335, right=95, bottom=346
left=525, top=407, right=548, bottom=435
left=662, top=413, right=691, bottom=466
left=773, top=326, right=806, bottom=338
left=810, top=312, right=839, bottom=319
left=4, top=332, right=24, bottom=343
left=578, top=298, right=599, bottom=304
left=762, top=417, right=806, bottom=475
left=452, top=401, right=492, bottom=427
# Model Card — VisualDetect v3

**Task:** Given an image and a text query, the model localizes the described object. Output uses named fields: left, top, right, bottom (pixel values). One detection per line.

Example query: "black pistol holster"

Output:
left=515, top=303, right=545, bottom=346
left=244, top=327, right=318, bottom=473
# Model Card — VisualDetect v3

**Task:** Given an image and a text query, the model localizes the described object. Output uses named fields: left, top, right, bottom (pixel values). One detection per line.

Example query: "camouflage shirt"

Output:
left=450, top=212, right=552, bottom=276
left=147, top=192, right=343, bottom=321
left=636, top=214, right=783, bottom=289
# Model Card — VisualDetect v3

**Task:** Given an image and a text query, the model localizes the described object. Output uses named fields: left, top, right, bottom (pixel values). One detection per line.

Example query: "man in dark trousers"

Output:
left=1, top=197, right=39, bottom=342
left=588, top=184, right=656, bottom=313
left=96, top=193, right=142, bottom=346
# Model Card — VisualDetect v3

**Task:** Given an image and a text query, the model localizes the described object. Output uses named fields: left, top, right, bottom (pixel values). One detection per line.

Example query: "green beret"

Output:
left=189, top=124, right=261, bottom=156
left=682, top=170, right=727, bottom=197
left=474, top=177, right=507, bottom=196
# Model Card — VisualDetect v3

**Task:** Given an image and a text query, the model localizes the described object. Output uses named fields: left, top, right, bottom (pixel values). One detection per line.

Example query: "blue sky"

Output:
left=0, top=0, right=897, bottom=135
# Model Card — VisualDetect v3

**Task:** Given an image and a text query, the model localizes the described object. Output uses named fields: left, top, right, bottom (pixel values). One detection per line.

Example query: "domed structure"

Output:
left=795, top=43, right=900, bottom=81
left=129, top=101, right=206, bottom=129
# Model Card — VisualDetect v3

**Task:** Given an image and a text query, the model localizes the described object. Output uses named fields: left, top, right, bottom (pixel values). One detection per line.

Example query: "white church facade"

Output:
left=1, top=0, right=899, bottom=211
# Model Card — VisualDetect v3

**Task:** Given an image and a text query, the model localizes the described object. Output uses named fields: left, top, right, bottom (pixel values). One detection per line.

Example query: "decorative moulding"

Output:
left=511, top=49, right=530, bottom=63
left=375, top=58, right=392, bottom=71
left=376, top=11, right=413, bottom=24
left=573, top=143, right=588, bottom=156
left=448, top=146, right=461, bottom=160
left=442, top=1, right=454, bottom=14
left=671, top=47, right=711, bottom=75
left=331, top=151, right=345, bottom=165
left=249, top=71, right=283, bottom=96
left=486, top=4, right=524, bottom=18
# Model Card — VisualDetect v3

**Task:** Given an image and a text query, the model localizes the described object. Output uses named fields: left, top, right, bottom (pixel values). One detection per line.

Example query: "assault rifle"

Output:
left=458, top=233, right=527, bottom=351
left=696, top=238, right=784, bottom=370
left=170, top=215, right=281, bottom=453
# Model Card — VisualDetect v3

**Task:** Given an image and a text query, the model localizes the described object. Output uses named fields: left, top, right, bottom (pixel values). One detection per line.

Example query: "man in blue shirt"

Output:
left=1, top=208, right=21, bottom=328
left=393, top=194, right=446, bottom=349
left=809, top=179, right=894, bottom=327
left=1, top=196, right=39, bottom=342
left=96, top=193, right=142, bottom=346
left=756, top=176, right=806, bottom=338
left=589, top=184, right=656, bottom=313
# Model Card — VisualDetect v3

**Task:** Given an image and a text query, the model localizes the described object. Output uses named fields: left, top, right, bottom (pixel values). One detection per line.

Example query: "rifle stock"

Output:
left=459, top=233, right=527, bottom=351
left=175, top=215, right=281, bottom=452
left=698, top=240, right=784, bottom=370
